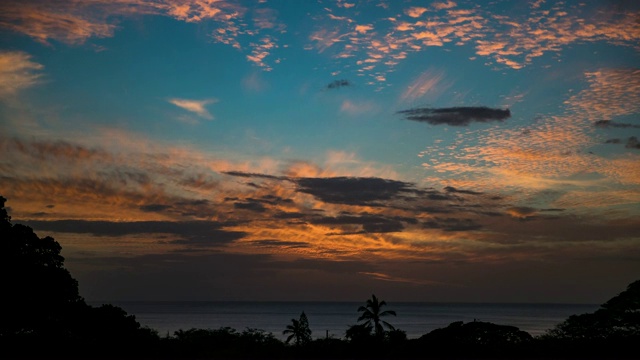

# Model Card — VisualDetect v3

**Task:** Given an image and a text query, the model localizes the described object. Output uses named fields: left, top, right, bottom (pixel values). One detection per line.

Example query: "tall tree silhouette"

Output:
left=357, top=294, right=397, bottom=338
left=283, top=311, right=312, bottom=346
left=0, top=195, right=84, bottom=337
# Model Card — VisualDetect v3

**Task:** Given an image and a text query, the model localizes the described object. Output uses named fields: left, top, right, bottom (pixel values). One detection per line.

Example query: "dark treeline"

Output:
left=1, top=195, right=638, bottom=359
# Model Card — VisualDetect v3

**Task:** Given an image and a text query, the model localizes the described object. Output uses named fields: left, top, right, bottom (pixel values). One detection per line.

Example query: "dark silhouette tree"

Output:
left=357, top=294, right=397, bottom=338
left=345, top=323, right=374, bottom=343
left=283, top=311, right=312, bottom=346
left=0, top=195, right=159, bottom=358
left=543, top=279, right=640, bottom=341
left=0, top=195, right=85, bottom=337
left=535, top=279, right=640, bottom=359
left=415, top=321, right=533, bottom=357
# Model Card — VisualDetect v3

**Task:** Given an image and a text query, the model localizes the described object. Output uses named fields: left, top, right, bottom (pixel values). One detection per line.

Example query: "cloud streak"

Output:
left=168, top=98, right=217, bottom=120
left=594, top=121, right=640, bottom=129
left=25, top=220, right=246, bottom=246
left=398, top=106, right=511, bottom=126
left=400, top=68, right=449, bottom=102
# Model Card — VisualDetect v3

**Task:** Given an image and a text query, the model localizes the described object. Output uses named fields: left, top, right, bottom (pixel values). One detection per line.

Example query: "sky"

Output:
left=1, top=0, right=639, bottom=304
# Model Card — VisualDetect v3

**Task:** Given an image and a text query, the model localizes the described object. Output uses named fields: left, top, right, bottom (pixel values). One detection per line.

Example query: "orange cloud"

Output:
left=0, top=51, right=43, bottom=97
left=432, top=1, right=457, bottom=10
left=405, top=7, right=428, bottom=18
left=168, top=98, right=217, bottom=120
left=355, top=24, right=374, bottom=34
left=0, top=1, right=116, bottom=44
left=0, top=1, right=282, bottom=70
left=564, top=69, right=640, bottom=122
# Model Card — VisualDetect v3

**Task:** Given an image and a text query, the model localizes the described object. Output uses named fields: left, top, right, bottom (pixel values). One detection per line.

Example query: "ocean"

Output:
left=92, top=301, right=599, bottom=340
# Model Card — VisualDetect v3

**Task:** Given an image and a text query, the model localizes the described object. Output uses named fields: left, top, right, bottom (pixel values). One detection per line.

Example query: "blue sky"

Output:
left=1, top=0, right=639, bottom=303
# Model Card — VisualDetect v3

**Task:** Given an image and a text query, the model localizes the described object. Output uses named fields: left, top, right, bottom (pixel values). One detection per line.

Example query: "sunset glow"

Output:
left=1, top=0, right=639, bottom=303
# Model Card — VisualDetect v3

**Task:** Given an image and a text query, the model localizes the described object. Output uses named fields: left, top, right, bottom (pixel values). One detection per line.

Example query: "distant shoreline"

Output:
left=91, top=301, right=599, bottom=340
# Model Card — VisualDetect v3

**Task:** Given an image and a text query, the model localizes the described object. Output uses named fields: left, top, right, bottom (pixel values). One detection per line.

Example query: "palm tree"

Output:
left=357, top=294, right=397, bottom=338
left=283, top=311, right=312, bottom=346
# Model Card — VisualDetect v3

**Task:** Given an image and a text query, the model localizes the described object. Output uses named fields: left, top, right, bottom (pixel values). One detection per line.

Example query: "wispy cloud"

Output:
left=305, top=1, right=640, bottom=91
left=163, top=1, right=240, bottom=23
left=246, top=35, right=279, bottom=71
left=242, top=72, right=268, bottom=92
left=24, top=220, right=246, bottom=247
left=0, top=0, right=117, bottom=44
left=473, top=4, right=640, bottom=69
left=0, top=51, right=43, bottom=97
left=400, top=68, right=449, bottom=102
left=168, top=98, right=217, bottom=120
left=0, top=0, right=283, bottom=71
left=359, top=271, right=441, bottom=286
left=566, top=69, right=640, bottom=122
left=340, top=100, right=377, bottom=115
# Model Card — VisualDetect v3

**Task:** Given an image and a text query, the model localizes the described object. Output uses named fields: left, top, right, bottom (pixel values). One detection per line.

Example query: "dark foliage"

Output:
left=537, top=280, right=640, bottom=358
left=357, top=294, right=397, bottom=338
left=0, top=196, right=159, bottom=359
left=1, top=196, right=83, bottom=338
left=415, top=320, right=533, bottom=357
left=283, top=311, right=312, bottom=346
left=163, top=327, right=285, bottom=358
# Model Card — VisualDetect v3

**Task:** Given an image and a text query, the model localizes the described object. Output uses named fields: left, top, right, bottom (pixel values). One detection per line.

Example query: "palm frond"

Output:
left=356, top=294, right=397, bottom=337
left=381, top=320, right=396, bottom=331
left=285, top=334, right=295, bottom=344
left=379, top=310, right=396, bottom=317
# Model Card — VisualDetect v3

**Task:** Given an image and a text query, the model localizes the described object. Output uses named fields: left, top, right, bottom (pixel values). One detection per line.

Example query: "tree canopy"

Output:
left=543, top=279, right=640, bottom=341
left=0, top=195, right=157, bottom=358
left=0, top=195, right=84, bottom=337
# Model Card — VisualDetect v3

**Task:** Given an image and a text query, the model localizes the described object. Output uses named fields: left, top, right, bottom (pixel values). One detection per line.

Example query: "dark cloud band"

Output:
left=594, top=120, right=640, bottom=129
left=326, top=79, right=351, bottom=89
left=295, top=176, right=420, bottom=206
left=398, top=106, right=511, bottom=126
left=22, top=220, right=246, bottom=246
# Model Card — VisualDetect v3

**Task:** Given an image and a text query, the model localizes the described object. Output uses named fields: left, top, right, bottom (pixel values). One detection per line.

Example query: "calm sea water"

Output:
left=91, top=301, right=598, bottom=340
